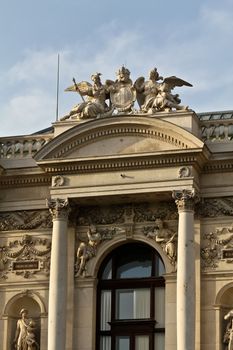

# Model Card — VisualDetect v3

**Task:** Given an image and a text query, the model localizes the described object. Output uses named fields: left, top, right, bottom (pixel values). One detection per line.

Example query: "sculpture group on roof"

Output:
left=63, top=66, right=192, bottom=120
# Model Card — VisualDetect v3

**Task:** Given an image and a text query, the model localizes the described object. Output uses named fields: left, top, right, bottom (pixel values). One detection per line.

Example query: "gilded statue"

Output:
left=224, top=309, right=233, bottom=350
left=65, top=73, right=111, bottom=119
left=134, top=67, right=163, bottom=112
left=63, top=65, right=192, bottom=119
left=13, top=309, right=39, bottom=350
left=134, top=70, right=192, bottom=113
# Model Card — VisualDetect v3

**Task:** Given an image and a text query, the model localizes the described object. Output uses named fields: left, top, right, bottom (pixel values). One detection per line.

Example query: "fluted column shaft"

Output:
left=173, top=190, right=196, bottom=350
left=47, top=198, right=70, bottom=350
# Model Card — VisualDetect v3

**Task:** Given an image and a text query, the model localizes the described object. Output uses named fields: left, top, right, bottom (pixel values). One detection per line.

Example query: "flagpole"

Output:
left=56, top=54, right=60, bottom=121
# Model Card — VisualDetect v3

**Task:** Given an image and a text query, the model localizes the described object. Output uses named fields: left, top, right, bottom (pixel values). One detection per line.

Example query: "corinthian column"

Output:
left=172, top=189, right=197, bottom=350
left=47, top=198, right=70, bottom=350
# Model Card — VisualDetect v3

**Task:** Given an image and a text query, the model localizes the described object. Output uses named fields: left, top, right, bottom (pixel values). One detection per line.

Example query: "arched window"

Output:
left=96, top=242, right=165, bottom=350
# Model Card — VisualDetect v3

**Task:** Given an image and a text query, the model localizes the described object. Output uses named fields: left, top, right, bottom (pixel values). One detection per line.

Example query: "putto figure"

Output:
left=13, top=309, right=39, bottom=350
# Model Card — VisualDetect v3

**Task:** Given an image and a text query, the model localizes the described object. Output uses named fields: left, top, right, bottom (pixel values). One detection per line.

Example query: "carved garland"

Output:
left=0, top=234, right=51, bottom=279
left=201, top=226, right=233, bottom=269
left=0, top=210, right=52, bottom=231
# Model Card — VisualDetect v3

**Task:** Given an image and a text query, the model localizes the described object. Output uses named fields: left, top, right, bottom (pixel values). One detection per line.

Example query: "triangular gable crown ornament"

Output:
left=63, top=66, right=192, bottom=120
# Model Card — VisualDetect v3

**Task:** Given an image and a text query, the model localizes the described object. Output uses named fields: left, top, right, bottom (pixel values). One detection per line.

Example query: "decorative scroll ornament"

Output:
left=201, top=226, right=233, bottom=269
left=63, top=66, right=192, bottom=120
left=143, top=219, right=177, bottom=265
left=0, top=234, right=51, bottom=279
left=172, top=189, right=198, bottom=211
left=75, top=225, right=125, bottom=277
left=0, top=210, right=52, bottom=231
left=47, top=198, right=70, bottom=220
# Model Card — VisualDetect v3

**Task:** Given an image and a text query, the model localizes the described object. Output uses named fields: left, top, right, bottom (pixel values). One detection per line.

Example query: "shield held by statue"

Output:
left=110, top=85, right=136, bottom=112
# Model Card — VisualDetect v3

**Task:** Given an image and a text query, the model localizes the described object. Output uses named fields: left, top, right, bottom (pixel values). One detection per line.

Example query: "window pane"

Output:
left=135, top=335, right=149, bottom=350
left=154, top=333, right=165, bottom=350
left=134, top=289, right=150, bottom=319
left=116, top=245, right=152, bottom=278
left=116, top=336, right=130, bottom=350
left=102, top=259, right=112, bottom=280
left=116, top=289, right=134, bottom=319
left=154, top=288, right=165, bottom=328
left=101, top=290, right=111, bottom=330
left=116, top=289, right=150, bottom=319
left=158, top=258, right=165, bottom=276
left=100, top=336, right=111, bottom=350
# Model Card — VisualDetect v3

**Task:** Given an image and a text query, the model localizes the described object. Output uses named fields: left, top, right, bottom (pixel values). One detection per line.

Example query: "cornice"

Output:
left=0, top=174, right=51, bottom=188
left=37, top=149, right=205, bottom=174
left=203, top=160, right=233, bottom=173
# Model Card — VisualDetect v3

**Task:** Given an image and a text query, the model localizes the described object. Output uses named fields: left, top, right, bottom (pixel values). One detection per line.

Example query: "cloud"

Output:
left=1, top=1, right=233, bottom=136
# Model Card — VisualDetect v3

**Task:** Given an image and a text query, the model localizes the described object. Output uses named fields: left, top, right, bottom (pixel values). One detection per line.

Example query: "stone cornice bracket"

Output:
left=172, top=189, right=199, bottom=212
left=46, top=198, right=70, bottom=220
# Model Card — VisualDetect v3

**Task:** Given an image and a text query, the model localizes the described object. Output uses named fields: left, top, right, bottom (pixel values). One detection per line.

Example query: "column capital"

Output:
left=47, top=198, right=70, bottom=220
left=172, top=189, right=199, bottom=212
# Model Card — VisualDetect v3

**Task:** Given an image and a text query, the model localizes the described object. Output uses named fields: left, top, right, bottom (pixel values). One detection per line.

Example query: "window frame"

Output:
left=96, top=242, right=165, bottom=350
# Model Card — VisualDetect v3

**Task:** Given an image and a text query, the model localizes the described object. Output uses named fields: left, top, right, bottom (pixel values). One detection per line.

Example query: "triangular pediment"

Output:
left=34, top=116, right=204, bottom=162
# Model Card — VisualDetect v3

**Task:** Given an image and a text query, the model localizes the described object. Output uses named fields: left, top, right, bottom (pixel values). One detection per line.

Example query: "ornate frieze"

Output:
left=0, top=234, right=51, bottom=279
left=0, top=210, right=52, bottom=231
left=198, top=197, right=233, bottom=217
left=47, top=198, right=70, bottom=220
left=173, top=189, right=197, bottom=211
left=201, top=226, right=233, bottom=269
left=77, top=202, right=178, bottom=225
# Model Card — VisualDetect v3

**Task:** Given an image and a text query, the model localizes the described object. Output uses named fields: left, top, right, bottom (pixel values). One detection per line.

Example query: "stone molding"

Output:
left=39, top=153, right=200, bottom=174
left=0, top=174, right=51, bottom=188
left=47, top=198, right=70, bottom=220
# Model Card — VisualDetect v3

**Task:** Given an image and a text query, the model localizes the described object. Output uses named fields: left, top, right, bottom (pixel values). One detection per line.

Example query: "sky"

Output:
left=1, top=0, right=233, bottom=136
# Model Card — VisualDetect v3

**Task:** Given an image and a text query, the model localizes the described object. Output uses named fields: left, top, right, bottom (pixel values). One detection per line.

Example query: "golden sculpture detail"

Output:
left=64, top=66, right=192, bottom=119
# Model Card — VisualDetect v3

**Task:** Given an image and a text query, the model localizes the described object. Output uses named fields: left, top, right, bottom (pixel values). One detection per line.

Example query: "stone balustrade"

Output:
left=0, top=134, right=53, bottom=159
left=200, top=119, right=233, bottom=142
left=198, top=111, right=233, bottom=142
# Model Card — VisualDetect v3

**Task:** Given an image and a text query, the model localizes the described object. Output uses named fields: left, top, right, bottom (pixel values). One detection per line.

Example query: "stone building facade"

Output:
left=1, top=106, right=233, bottom=350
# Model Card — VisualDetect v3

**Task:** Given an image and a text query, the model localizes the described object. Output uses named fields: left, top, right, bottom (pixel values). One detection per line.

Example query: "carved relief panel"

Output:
left=75, top=202, right=178, bottom=277
left=0, top=209, right=52, bottom=281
